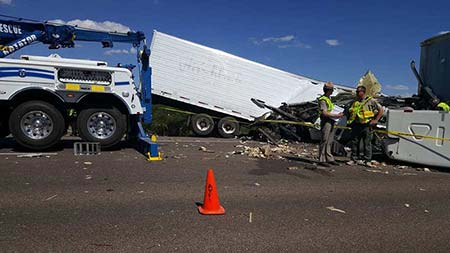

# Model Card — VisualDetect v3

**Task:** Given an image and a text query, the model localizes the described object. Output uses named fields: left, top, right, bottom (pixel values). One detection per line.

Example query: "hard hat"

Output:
left=324, top=82, right=334, bottom=89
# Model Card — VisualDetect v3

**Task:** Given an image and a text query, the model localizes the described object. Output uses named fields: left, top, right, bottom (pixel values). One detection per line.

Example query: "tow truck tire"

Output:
left=217, top=117, right=240, bottom=138
left=0, top=120, right=9, bottom=138
left=191, top=113, right=214, bottom=136
left=9, top=101, right=65, bottom=150
left=77, top=107, right=126, bottom=148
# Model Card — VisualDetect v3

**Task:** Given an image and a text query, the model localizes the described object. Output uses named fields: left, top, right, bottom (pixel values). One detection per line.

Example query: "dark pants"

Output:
left=319, top=119, right=335, bottom=163
left=349, top=123, right=373, bottom=162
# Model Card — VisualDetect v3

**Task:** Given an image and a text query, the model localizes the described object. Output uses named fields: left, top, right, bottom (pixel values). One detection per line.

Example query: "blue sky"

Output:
left=1, top=0, right=450, bottom=95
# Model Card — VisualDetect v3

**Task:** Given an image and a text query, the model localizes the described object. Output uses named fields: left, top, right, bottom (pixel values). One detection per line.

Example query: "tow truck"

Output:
left=0, top=17, right=159, bottom=158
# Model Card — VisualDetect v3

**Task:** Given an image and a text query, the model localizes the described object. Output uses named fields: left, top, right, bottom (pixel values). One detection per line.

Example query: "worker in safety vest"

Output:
left=317, top=82, right=344, bottom=167
left=346, top=86, right=384, bottom=166
left=432, top=98, right=450, bottom=112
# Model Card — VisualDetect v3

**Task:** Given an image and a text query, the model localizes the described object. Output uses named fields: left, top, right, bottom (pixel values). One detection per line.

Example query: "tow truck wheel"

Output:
left=77, top=107, right=126, bottom=148
left=217, top=117, right=240, bottom=138
left=191, top=113, right=214, bottom=136
left=9, top=101, right=65, bottom=150
left=0, top=120, right=9, bottom=138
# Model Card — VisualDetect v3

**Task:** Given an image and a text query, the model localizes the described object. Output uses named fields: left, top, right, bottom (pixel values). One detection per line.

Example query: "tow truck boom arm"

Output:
left=0, top=18, right=145, bottom=57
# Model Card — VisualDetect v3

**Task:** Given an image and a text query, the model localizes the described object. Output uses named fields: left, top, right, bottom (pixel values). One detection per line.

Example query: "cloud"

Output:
left=325, top=39, right=340, bottom=46
left=250, top=34, right=311, bottom=49
left=48, top=19, right=131, bottom=33
left=104, top=47, right=137, bottom=56
left=0, top=0, right=12, bottom=4
left=262, top=35, right=295, bottom=43
left=439, top=31, right=449, bottom=35
left=386, top=84, right=410, bottom=91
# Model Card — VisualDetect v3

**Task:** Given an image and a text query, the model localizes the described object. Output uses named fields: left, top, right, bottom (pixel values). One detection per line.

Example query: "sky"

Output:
left=1, top=0, right=450, bottom=96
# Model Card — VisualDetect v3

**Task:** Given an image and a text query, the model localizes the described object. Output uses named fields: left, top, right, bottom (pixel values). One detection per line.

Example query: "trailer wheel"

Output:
left=217, top=117, right=240, bottom=138
left=9, top=101, right=65, bottom=150
left=191, top=114, right=214, bottom=136
left=77, top=107, right=126, bottom=148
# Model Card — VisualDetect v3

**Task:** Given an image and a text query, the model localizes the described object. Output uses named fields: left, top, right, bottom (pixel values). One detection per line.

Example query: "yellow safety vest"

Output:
left=318, top=95, right=334, bottom=116
left=347, top=96, right=375, bottom=124
left=437, top=102, right=450, bottom=112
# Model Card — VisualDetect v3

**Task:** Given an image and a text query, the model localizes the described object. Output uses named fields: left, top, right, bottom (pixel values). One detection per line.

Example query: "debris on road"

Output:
left=404, top=203, right=410, bottom=208
left=43, top=194, right=58, bottom=201
left=84, top=161, right=93, bottom=165
left=85, top=175, right=92, bottom=180
left=364, top=169, right=389, bottom=174
left=198, top=146, right=215, bottom=153
left=249, top=212, right=253, bottom=223
left=254, top=183, right=261, bottom=187
left=287, top=166, right=301, bottom=170
left=326, top=206, right=346, bottom=214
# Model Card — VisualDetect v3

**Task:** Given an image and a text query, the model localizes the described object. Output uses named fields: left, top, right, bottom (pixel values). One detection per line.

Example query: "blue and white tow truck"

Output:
left=0, top=17, right=158, bottom=158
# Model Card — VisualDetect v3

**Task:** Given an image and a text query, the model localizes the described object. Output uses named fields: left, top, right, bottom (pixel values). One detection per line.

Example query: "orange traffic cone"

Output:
left=198, top=169, right=225, bottom=215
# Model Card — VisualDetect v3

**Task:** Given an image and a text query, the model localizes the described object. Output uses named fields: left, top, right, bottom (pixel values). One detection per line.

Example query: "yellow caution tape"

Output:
left=159, top=107, right=450, bottom=142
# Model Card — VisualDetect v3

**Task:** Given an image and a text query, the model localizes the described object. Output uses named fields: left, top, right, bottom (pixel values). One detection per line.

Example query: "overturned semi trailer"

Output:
left=149, top=30, right=349, bottom=138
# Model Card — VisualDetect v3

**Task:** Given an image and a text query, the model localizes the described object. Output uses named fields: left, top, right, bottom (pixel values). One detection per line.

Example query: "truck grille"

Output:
left=58, top=68, right=111, bottom=85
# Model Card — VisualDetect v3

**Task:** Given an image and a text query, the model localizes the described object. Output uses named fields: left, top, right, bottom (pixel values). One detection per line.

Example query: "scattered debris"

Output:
left=198, top=146, right=215, bottom=153
left=43, top=194, right=58, bottom=201
left=419, top=188, right=426, bottom=191
left=287, top=166, right=301, bottom=170
left=424, top=210, right=429, bottom=213
left=416, top=167, right=431, bottom=172
left=404, top=203, right=410, bottom=208
left=254, top=183, right=260, bottom=187
left=364, top=169, right=389, bottom=174
left=397, top=172, right=417, bottom=176
left=85, top=175, right=92, bottom=180
left=396, top=165, right=408, bottom=170
left=326, top=206, right=346, bottom=214
left=137, top=190, right=144, bottom=194
left=249, top=212, right=253, bottom=223
left=84, top=161, right=93, bottom=165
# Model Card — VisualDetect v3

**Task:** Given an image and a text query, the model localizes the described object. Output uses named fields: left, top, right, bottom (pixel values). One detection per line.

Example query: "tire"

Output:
left=77, top=107, right=126, bottom=148
left=9, top=101, right=65, bottom=150
left=217, top=117, right=240, bottom=138
left=191, top=114, right=214, bottom=136
left=0, top=120, right=9, bottom=138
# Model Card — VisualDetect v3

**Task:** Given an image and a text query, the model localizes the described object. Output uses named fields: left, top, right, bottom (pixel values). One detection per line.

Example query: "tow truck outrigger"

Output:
left=0, top=16, right=159, bottom=159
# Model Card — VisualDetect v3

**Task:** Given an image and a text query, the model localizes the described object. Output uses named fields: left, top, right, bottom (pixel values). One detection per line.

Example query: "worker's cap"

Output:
left=324, top=82, right=334, bottom=90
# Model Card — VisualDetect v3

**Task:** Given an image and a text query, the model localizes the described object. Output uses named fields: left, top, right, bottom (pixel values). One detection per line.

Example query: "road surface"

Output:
left=1, top=137, right=449, bottom=251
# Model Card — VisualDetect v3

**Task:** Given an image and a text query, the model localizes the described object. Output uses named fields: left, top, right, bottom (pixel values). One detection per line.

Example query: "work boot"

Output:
left=328, top=161, right=339, bottom=166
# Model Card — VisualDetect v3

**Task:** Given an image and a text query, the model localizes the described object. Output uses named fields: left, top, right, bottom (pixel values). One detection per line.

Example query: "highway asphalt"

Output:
left=1, top=137, right=450, bottom=252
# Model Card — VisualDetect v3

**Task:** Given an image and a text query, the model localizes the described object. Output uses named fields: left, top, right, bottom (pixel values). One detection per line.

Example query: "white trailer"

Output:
left=149, top=30, right=345, bottom=137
